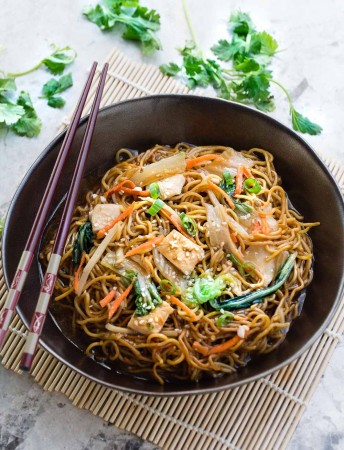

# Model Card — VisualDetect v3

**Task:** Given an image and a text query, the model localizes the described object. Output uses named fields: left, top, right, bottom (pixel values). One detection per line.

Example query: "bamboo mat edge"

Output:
left=1, top=48, right=343, bottom=450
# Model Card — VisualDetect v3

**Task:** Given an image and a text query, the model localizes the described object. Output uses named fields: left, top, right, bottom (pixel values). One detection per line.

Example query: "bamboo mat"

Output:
left=1, top=48, right=344, bottom=450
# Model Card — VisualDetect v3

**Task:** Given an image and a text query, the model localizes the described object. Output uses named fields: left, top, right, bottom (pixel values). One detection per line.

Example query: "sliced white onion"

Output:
left=131, top=152, right=186, bottom=186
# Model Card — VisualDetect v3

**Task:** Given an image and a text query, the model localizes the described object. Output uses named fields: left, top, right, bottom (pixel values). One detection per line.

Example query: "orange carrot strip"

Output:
left=104, top=179, right=150, bottom=198
left=108, top=282, right=135, bottom=320
left=73, top=253, right=86, bottom=293
left=125, top=235, right=165, bottom=257
left=235, top=165, right=244, bottom=195
left=259, top=214, right=271, bottom=235
left=208, top=180, right=235, bottom=209
left=99, top=289, right=116, bottom=308
left=97, top=203, right=135, bottom=239
left=161, top=210, right=195, bottom=242
left=230, top=232, right=238, bottom=243
left=242, top=166, right=253, bottom=178
left=193, top=335, right=242, bottom=356
left=186, top=154, right=220, bottom=169
left=168, top=295, right=198, bottom=321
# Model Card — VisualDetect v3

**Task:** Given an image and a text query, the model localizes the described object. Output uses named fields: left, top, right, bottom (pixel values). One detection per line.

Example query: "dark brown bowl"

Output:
left=2, top=95, right=344, bottom=395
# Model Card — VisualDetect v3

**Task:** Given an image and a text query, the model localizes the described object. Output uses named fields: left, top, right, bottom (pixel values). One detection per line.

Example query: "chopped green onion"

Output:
left=228, top=254, right=256, bottom=278
left=234, top=201, right=253, bottom=216
left=180, top=212, right=197, bottom=236
left=160, top=279, right=177, bottom=294
left=244, top=178, right=261, bottom=194
left=219, top=171, right=235, bottom=196
left=216, top=312, right=234, bottom=327
left=149, top=182, right=160, bottom=199
left=147, top=199, right=165, bottom=216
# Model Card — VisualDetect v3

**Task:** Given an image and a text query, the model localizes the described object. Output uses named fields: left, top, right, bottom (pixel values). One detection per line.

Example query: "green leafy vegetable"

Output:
left=7, top=46, right=77, bottom=77
left=216, top=312, right=234, bottom=327
left=233, top=201, right=253, bottom=216
left=244, top=177, right=261, bottom=194
left=210, top=253, right=297, bottom=310
left=180, top=212, right=197, bottom=236
left=219, top=171, right=236, bottom=196
left=0, top=78, right=17, bottom=92
left=72, top=221, right=94, bottom=265
left=0, top=102, right=25, bottom=126
left=124, top=270, right=162, bottom=316
left=83, top=0, right=161, bottom=54
left=11, top=92, right=41, bottom=137
left=41, top=73, right=73, bottom=108
left=160, top=6, right=321, bottom=135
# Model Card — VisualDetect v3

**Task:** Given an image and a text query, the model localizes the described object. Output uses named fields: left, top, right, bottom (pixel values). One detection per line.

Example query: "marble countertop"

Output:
left=0, top=0, right=343, bottom=448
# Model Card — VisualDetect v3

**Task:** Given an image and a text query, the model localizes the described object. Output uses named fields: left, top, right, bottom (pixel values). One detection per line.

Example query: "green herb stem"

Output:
left=271, top=79, right=293, bottom=107
left=182, top=0, right=200, bottom=50
left=7, top=61, right=43, bottom=78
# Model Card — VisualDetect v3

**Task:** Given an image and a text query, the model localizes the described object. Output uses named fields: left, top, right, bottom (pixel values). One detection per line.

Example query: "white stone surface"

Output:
left=0, top=0, right=343, bottom=449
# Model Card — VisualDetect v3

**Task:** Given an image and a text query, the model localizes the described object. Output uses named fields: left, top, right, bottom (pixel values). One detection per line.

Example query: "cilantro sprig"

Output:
left=0, top=78, right=41, bottom=137
left=40, top=73, right=73, bottom=109
left=83, top=0, right=161, bottom=54
left=160, top=8, right=322, bottom=136
left=7, top=45, right=77, bottom=77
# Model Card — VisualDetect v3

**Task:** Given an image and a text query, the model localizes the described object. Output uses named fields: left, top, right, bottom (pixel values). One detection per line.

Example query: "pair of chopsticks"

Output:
left=0, top=62, right=109, bottom=371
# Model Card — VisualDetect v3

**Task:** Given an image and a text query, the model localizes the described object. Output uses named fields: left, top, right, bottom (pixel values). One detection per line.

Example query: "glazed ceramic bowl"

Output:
left=2, top=95, right=344, bottom=395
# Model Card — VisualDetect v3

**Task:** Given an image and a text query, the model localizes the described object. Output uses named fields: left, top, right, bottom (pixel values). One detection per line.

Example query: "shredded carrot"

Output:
left=230, top=232, right=238, bottom=243
left=125, top=235, right=165, bottom=257
left=99, top=289, right=116, bottom=308
left=186, top=154, right=219, bottom=169
left=242, top=166, right=253, bottom=178
left=235, top=165, right=244, bottom=195
left=97, top=203, right=136, bottom=239
left=259, top=214, right=271, bottom=235
left=161, top=210, right=195, bottom=242
left=193, top=335, right=242, bottom=356
left=104, top=179, right=150, bottom=198
left=108, top=281, right=135, bottom=320
left=207, top=180, right=235, bottom=209
left=73, top=253, right=86, bottom=293
left=168, top=295, right=198, bottom=321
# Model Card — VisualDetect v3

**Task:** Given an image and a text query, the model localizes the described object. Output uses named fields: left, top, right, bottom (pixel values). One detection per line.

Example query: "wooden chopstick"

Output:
left=0, top=62, right=98, bottom=350
left=19, top=63, right=109, bottom=371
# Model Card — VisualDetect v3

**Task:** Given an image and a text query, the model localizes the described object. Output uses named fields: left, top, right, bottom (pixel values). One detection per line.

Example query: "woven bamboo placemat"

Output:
left=1, top=48, right=343, bottom=450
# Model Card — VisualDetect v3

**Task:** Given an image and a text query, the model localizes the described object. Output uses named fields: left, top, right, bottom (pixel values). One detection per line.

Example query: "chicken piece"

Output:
left=243, top=246, right=276, bottom=287
left=156, top=174, right=185, bottom=200
left=127, top=301, right=174, bottom=335
left=157, top=230, right=204, bottom=275
left=89, top=204, right=121, bottom=232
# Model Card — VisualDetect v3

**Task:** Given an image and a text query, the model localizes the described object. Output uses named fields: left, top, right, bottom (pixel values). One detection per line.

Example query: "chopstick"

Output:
left=0, top=62, right=98, bottom=350
left=19, top=63, right=109, bottom=371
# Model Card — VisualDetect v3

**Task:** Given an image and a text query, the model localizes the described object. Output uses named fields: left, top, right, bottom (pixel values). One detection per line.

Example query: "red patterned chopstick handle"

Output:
left=20, top=253, right=61, bottom=371
left=0, top=251, right=34, bottom=347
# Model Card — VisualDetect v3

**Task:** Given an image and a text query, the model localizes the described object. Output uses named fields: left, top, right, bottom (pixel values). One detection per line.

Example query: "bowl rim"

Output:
left=2, top=94, right=344, bottom=396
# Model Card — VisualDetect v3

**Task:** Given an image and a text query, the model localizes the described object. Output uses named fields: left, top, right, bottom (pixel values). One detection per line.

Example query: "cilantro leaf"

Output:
left=0, top=102, right=25, bottom=126
left=42, top=73, right=73, bottom=98
left=211, top=37, right=245, bottom=62
left=11, top=92, right=41, bottom=137
left=234, top=57, right=260, bottom=73
left=42, top=47, right=77, bottom=75
left=83, top=1, right=161, bottom=54
left=254, top=31, right=278, bottom=56
left=290, top=107, right=322, bottom=135
left=0, top=78, right=17, bottom=92
left=229, top=11, right=255, bottom=37
left=47, top=96, right=66, bottom=108
left=160, top=63, right=181, bottom=76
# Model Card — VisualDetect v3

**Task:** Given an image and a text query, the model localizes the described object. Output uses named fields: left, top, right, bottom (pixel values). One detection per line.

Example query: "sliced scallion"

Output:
left=216, top=312, right=234, bottom=327
left=160, top=279, right=177, bottom=294
left=147, top=199, right=165, bottom=216
left=180, top=212, right=197, bottom=236
left=244, top=178, right=261, bottom=194
left=149, top=182, right=160, bottom=199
